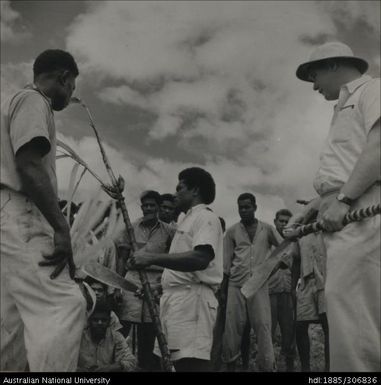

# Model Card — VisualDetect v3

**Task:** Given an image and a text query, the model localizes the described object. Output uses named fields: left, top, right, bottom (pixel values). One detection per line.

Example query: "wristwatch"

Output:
left=336, top=193, right=354, bottom=206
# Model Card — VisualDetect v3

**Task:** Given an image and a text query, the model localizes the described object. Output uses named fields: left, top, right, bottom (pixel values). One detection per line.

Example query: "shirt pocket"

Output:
left=331, top=105, right=355, bottom=143
left=172, top=229, right=192, bottom=248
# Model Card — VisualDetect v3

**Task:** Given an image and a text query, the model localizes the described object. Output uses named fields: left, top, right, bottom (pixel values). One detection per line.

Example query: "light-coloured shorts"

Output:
left=154, top=284, right=218, bottom=361
left=296, top=276, right=325, bottom=321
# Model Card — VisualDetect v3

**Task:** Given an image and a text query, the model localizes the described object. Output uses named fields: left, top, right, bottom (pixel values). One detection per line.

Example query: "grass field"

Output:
left=219, top=323, right=326, bottom=372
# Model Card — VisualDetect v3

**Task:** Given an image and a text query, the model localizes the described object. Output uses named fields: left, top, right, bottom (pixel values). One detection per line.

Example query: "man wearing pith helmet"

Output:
left=288, top=42, right=380, bottom=371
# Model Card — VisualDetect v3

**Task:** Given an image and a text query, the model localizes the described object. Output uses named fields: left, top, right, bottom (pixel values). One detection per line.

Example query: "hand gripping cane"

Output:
left=241, top=203, right=380, bottom=299
left=71, top=98, right=174, bottom=372
left=284, top=203, right=380, bottom=239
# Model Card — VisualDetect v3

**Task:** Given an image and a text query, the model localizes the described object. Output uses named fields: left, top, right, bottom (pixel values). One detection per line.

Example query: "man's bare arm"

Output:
left=15, top=139, right=75, bottom=279
left=129, top=246, right=213, bottom=272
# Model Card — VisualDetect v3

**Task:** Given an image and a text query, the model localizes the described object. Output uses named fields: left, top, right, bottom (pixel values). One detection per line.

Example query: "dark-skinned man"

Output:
left=0, top=49, right=86, bottom=371
left=77, top=301, right=136, bottom=372
left=221, top=193, right=279, bottom=371
left=268, top=209, right=296, bottom=371
left=115, top=190, right=174, bottom=371
left=159, top=193, right=177, bottom=225
left=128, top=167, right=223, bottom=372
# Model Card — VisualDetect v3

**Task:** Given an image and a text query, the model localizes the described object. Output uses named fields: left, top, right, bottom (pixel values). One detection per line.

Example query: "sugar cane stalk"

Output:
left=284, top=203, right=380, bottom=239
left=70, top=97, right=174, bottom=372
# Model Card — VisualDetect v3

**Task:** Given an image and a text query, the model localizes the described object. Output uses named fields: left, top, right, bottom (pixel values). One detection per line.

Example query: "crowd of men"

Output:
left=0, top=41, right=379, bottom=373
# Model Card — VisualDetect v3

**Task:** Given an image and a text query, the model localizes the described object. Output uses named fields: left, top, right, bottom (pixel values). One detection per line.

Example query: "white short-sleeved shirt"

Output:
left=0, top=85, right=57, bottom=193
left=161, top=204, right=223, bottom=290
left=313, top=75, right=380, bottom=196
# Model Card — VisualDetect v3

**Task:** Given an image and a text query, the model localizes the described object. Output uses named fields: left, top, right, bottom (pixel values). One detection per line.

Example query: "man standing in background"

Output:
left=116, top=190, right=174, bottom=371
left=268, top=209, right=296, bottom=371
left=222, top=193, right=279, bottom=371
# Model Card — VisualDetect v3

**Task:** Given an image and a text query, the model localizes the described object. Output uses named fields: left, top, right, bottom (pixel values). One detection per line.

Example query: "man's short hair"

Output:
left=140, top=190, right=161, bottom=205
left=275, top=209, right=293, bottom=219
left=275, top=209, right=292, bottom=219
left=33, top=49, right=79, bottom=77
left=178, top=167, right=216, bottom=205
left=160, top=193, right=175, bottom=204
left=237, top=193, right=256, bottom=207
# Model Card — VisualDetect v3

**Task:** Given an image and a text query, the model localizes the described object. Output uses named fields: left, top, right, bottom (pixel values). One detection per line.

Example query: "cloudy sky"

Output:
left=1, top=0, right=380, bottom=226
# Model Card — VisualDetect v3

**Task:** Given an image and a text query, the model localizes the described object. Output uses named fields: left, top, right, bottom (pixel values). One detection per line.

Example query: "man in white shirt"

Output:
left=289, top=42, right=380, bottom=371
left=129, top=167, right=223, bottom=371
left=0, top=49, right=86, bottom=371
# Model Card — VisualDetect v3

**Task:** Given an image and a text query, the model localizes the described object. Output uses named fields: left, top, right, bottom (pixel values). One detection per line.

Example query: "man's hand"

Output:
left=321, top=199, right=349, bottom=232
left=286, top=212, right=305, bottom=229
left=128, top=250, right=154, bottom=270
left=39, top=228, right=76, bottom=279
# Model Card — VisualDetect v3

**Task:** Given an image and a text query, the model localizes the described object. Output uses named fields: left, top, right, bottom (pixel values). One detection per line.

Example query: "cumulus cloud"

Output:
left=62, top=0, right=380, bottom=221
left=0, top=1, right=30, bottom=43
left=2, top=1, right=378, bottom=226
left=0, top=61, right=33, bottom=101
left=67, top=1, right=337, bottom=157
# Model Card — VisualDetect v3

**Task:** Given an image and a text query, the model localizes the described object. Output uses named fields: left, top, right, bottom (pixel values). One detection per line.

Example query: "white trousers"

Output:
left=0, top=189, right=86, bottom=372
left=321, top=184, right=380, bottom=372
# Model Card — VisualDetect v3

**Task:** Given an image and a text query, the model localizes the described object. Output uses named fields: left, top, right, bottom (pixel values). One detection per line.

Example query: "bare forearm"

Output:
left=18, top=161, right=68, bottom=233
left=145, top=250, right=211, bottom=272
left=341, top=122, right=380, bottom=199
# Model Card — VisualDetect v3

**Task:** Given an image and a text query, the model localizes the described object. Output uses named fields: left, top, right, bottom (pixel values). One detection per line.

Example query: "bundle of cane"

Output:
left=69, top=97, right=174, bottom=372
left=56, top=145, right=121, bottom=267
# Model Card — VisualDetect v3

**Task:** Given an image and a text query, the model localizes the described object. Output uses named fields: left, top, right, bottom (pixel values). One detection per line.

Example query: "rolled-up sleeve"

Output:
left=191, top=213, right=220, bottom=258
left=10, top=92, right=51, bottom=155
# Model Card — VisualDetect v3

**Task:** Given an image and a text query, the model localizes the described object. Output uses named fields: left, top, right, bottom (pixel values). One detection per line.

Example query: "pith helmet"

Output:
left=296, top=41, right=368, bottom=82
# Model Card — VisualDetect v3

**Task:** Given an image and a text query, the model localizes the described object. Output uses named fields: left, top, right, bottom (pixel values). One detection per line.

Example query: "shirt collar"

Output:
left=137, top=217, right=161, bottom=231
left=25, top=83, right=54, bottom=109
left=239, top=218, right=259, bottom=230
left=186, top=203, right=207, bottom=215
left=179, top=203, right=207, bottom=221
left=341, top=74, right=371, bottom=95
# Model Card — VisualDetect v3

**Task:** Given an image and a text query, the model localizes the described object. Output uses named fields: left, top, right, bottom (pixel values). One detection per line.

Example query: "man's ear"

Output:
left=57, top=70, right=70, bottom=86
left=192, top=186, right=200, bottom=197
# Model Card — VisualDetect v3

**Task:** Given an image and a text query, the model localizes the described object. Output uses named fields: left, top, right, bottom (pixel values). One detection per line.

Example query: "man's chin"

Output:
left=52, top=102, right=66, bottom=111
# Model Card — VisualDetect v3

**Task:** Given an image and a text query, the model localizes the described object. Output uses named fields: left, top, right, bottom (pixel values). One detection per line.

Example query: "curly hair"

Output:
left=178, top=167, right=216, bottom=204
left=33, top=49, right=79, bottom=77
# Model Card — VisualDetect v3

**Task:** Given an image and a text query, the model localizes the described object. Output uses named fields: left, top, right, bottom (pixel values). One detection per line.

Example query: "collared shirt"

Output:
left=116, top=218, right=175, bottom=322
left=313, top=75, right=380, bottom=195
left=117, top=218, right=175, bottom=286
left=77, top=327, right=136, bottom=371
left=161, top=204, right=223, bottom=290
left=223, top=220, right=279, bottom=288
left=1, top=84, right=57, bottom=193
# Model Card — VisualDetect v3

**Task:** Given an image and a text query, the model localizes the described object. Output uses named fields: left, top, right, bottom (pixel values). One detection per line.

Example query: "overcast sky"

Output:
left=1, top=0, right=380, bottom=226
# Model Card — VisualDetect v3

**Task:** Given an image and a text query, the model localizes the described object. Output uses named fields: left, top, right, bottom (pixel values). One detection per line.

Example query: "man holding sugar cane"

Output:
left=288, top=42, right=380, bottom=371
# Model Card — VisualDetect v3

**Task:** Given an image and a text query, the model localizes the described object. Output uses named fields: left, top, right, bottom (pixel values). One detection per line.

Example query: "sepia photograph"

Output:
left=1, top=0, right=380, bottom=380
